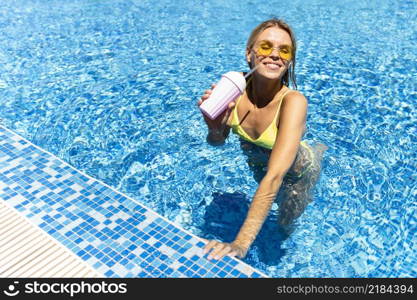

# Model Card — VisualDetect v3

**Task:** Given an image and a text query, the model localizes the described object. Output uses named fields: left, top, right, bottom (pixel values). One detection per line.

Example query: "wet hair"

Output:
left=246, top=18, right=297, bottom=89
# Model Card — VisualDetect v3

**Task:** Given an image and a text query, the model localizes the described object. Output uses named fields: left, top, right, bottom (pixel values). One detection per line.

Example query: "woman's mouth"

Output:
left=263, top=62, right=281, bottom=70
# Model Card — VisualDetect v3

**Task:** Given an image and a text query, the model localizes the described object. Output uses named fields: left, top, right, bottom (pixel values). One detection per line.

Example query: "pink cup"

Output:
left=199, top=71, right=246, bottom=120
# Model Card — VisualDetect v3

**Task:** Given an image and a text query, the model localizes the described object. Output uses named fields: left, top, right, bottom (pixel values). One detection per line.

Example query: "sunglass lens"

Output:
left=279, top=46, right=292, bottom=60
left=279, top=51, right=291, bottom=60
left=257, top=42, right=272, bottom=56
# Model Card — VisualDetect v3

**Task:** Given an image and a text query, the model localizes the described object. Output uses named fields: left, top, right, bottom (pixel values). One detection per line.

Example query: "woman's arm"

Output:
left=203, top=92, right=308, bottom=260
left=206, top=126, right=232, bottom=146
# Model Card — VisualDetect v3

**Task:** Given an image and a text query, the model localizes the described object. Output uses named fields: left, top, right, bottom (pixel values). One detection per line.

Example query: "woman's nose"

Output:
left=269, top=48, right=281, bottom=58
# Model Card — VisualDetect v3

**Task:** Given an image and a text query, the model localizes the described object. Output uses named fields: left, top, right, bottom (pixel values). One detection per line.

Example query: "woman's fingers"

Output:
left=227, top=250, right=238, bottom=257
left=220, top=101, right=235, bottom=123
left=198, top=93, right=209, bottom=104
left=203, top=240, right=238, bottom=260
left=203, top=240, right=224, bottom=260
left=207, top=243, right=227, bottom=260
left=214, top=245, right=235, bottom=260
left=197, top=85, right=215, bottom=107
left=203, top=87, right=214, bottom=99
left=226, top=101, right=236, bottom=115
left=203, top=240, right=218, bottom=255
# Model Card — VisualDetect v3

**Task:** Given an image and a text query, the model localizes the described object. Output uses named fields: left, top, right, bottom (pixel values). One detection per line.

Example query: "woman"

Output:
left=197, top=19, right=328, bottom=260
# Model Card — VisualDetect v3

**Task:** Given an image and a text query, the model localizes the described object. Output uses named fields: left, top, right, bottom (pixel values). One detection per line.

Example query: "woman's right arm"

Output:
left=197, top=84, right=235, bottom=146
left=206, top=126, right=231, bottom=146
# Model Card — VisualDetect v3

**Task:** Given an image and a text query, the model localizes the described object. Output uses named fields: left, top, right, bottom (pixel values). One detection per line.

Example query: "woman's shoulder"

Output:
left=279, top=88, right=308, bottom=118
left=276, top=89, right=308, bottom=127
left=282, top=88, right=308, bottom=105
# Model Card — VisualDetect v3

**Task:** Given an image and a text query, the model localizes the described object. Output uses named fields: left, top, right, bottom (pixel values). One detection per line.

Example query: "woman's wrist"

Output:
left=207, top=127, right=225, bottom=141
left=231, top=240, right=249, bottom=257
left=206, top=127, right=225, bottom=146
left=208, top=127, right=224, bottom=136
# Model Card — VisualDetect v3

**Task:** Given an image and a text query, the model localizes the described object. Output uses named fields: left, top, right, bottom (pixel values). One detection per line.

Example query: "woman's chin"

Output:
left=256, top=69, right=283, bottom=80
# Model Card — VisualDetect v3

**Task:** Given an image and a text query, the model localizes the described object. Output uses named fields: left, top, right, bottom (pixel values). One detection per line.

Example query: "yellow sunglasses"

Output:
left=255, top=40, right=293, bottom=61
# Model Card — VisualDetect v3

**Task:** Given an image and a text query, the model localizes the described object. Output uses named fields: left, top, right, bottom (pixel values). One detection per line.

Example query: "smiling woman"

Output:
left=197, top=18, right=328, bottom=260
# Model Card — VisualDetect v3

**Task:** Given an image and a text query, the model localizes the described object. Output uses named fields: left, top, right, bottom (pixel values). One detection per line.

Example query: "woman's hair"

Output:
left=246, top=18, right=297, bottom=89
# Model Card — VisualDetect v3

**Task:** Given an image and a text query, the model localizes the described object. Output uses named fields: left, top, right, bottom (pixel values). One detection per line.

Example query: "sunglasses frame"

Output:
left=254, top=40, right=293, bottom=61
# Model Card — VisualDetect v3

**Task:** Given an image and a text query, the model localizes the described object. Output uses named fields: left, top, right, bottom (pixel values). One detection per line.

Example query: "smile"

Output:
left=263, top=62, right=281, bottom=70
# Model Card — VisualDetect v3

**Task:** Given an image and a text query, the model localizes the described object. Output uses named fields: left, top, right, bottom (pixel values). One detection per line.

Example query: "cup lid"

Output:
left=222, top=71, right=246, bottom=92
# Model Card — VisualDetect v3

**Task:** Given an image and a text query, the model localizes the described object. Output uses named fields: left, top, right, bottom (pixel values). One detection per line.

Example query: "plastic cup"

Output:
left=199, top=71, right=246, bottom=120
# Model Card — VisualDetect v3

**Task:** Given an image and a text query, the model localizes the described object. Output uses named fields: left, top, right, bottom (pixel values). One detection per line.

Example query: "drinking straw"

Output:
left=244, top=64, right=260, bottom=79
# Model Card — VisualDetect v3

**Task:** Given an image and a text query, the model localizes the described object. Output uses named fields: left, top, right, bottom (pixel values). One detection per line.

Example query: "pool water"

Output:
left=0, top=0, right=416, bottom=277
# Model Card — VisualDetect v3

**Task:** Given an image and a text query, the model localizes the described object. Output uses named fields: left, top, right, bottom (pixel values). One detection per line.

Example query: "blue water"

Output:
left=0, top=0, right=416, bottom=277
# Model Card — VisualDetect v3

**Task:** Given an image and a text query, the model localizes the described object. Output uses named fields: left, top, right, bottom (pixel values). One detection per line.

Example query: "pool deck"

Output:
left=0, top=125, right=266, bottom=278
left=0, top=200, right=100, bottom=277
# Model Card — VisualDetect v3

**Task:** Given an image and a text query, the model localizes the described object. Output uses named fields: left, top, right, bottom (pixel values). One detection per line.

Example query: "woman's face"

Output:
left=247, top=27, right=293, bottom=81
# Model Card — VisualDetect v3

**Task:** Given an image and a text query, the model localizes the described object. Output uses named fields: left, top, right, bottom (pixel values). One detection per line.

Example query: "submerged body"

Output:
left=230, top=86, right=328, bottom=226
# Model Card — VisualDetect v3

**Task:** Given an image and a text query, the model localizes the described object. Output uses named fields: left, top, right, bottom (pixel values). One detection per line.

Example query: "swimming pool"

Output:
left=0, top=0, right=416, bottom=277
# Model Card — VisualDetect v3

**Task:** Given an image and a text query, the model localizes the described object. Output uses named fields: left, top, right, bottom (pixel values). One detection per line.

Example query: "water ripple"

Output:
left=0, top=0, right=416, bottom=277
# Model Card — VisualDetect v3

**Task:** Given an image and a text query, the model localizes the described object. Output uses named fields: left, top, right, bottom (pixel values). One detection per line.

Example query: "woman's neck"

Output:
left=248, top=75, right=283, bottom=108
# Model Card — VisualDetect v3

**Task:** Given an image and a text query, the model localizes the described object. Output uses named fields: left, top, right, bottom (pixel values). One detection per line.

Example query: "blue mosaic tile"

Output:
left=0, top=125, right=266, bottom=278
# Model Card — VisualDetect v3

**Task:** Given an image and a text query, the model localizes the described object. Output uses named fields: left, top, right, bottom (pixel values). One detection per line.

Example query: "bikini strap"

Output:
left=232, top=94, right=243, bottom=125
left=236, top=93, right=243, bottom=106
left=272, top=88, right=292, bottom=125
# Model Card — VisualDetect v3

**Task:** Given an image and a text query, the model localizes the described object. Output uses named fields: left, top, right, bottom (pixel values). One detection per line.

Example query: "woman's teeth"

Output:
left=264, top=63, right=279, bottom=70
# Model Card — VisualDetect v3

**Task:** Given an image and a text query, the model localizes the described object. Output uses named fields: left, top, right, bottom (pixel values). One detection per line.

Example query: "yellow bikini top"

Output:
left=230, top=88, right=292, bottom=150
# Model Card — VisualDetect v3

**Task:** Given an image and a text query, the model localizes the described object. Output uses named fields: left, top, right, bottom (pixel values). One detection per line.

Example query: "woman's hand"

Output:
left=197, top=83, right=236, bottom=134
left=203, top=239, right=248, bottom=260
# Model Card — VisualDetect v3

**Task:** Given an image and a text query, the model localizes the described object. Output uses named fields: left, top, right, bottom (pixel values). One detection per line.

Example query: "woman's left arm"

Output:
left=203, top=92, right=308, bottom=260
